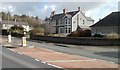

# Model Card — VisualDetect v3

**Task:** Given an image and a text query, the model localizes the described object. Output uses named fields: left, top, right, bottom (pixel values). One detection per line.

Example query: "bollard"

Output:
left=22, top=37, right=26, bottom=47
left=8, top=34, right=11, bottom=42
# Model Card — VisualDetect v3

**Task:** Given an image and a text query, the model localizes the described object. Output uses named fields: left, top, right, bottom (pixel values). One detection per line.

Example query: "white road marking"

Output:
left=35, top=59, right=40, bottom=62
left=22, top=52, right=62, bottom=54
left=7, top=48, right=15, bottom=52
left=41, top=61, right=47, bottom=64
left=47, top=63, right=63, bottom=68
left=46, top=59, right=97, bottom=62
left=18, top=52, right=23, bottom=55
left=40, top=61, right=66, bottom=69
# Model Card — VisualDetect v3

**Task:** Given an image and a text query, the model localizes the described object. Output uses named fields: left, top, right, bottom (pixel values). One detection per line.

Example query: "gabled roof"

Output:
left=67, top=11, right=79, bottom=17
left=2, top=20, right=28, bottom=25
left=86, top=17, right=94, bottom=21
left=90, top=12, right=120, bottom=27
left=51, top=14, right=66, bottom=20
left=51, top=11, right=79, bottom=20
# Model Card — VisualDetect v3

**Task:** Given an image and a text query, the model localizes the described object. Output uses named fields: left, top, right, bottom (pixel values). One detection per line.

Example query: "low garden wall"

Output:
left=30, top=35, right=120, bottom=46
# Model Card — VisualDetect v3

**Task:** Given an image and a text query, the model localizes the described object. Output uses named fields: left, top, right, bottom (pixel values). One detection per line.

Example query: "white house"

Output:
left=45, top=7, right=94, bottom=35
left=1, top=20, right=30, bottom=32
left=90, top=12, right=120, bottom=36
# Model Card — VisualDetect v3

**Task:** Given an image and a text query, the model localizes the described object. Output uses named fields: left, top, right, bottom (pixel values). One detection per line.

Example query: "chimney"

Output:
left=78, top=7, right=81, bottom=11
left=52, top=10, right=56, bottom=15
left=51, top=10, right=56, bottom=16
left=63, top=8, right=67, bottom=14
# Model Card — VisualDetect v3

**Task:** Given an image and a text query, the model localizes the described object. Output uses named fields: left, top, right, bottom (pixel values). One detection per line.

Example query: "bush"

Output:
left=2, top=29, right=8, bottom=35
left=105, top=34, right=119, bottom=38
left=30, top=28, right=45, bottom=35
left=67, top=29, right=91, bottom=37
left=93, top=34, right=103, bottom=37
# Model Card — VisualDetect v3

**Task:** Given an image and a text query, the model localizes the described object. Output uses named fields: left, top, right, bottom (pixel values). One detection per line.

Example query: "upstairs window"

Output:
left=65, top=18, right=71, bottom=25
left=65, top=18, right=67, bottom=25
left=83, top=20, right=84, bottom=24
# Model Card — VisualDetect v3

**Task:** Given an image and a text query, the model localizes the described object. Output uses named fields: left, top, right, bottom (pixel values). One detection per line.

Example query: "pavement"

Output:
left=11, top=47, right=118, bottom=69
left=1, top=36, right=119, bottom=70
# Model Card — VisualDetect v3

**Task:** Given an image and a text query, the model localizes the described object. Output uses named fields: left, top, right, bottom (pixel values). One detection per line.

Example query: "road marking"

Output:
left=73, top=54, right=117, bottom=64
left=46, top=59, right=97, bottom=62
left=40, top=61, right=66, bottom=69
left=35, top=59, right=40, bottom=62
left=7, top=48, right=15, bottom=52
left=41, top=61, right=47, bottom=64
left=18, top=52, right=23, bottom=55
left=22, top=52, right=62, bottom=54
left=47, top=63, right=63, bottom=68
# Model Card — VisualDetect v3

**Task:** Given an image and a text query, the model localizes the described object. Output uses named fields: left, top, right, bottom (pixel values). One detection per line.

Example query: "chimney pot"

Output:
left=78, top=7, right=81, bottom=11
left=52, top=10, right=56, bottom=15
left=63, top=8, right=67, bottom=14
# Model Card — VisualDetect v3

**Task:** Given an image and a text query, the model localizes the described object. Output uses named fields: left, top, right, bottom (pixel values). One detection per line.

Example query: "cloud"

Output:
left=1, top=1, right=118, bottom=21
left=85, top=1, right=118, bottom=22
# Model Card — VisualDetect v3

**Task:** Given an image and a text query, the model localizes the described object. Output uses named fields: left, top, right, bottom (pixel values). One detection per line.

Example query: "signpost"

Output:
left=8, top=34, right=11, bottom=42
left=22, top=31, right=27, bottom=47
left=22, top=37, right=26, bottom=47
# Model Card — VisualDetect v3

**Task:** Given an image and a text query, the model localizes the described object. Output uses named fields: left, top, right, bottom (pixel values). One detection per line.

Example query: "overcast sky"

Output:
left=0, top=0, right=119, bottom=22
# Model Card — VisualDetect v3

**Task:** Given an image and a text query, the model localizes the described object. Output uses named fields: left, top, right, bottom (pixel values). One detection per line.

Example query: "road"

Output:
left=1, top=35, right=119, bottom=69
left=2, top=46, right=64, bottom=70
left=26, top=39, right=119, bottom=64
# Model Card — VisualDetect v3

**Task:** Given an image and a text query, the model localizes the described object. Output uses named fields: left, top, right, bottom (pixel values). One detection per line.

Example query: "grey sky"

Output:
left=1, top=1, right=119, bottom=22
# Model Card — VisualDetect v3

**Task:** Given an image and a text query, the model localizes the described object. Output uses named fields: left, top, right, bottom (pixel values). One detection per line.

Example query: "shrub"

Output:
left=67, top=29, right=91, bottom=37
left=30, top=28, right=45, bottom=35
left=105, top=34, right=119, bottom=38
left=2, top=29, right=8, bottom=35
left=93, top=34, right=103, bottom=37
left=10, top=25, right=24, bottom=34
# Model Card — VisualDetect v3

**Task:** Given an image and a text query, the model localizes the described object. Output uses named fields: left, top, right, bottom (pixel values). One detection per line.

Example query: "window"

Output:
left=69, top=19, right=71, bottom=25
left=59, top=20, right=64, bottom=25
left=59, top=27, right=64, bottom=33
left=65, top=27, right=71, bottom=34
left=65, top=18, right=67, bottom=25
left=83, top=20, right=84, bottom=24
left=65, top=18, right=71, bottom=25
left=77, top=14, right=79, bottom=20
left=68, top=28, right=71, bottom=33
left=65, top=28, right=67, bottom=33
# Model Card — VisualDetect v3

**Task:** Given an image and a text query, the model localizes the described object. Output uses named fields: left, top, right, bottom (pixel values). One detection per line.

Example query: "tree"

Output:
left=35, top=16, right=39, bottom=20
left=10, top=25, right=24, bottom=33
left=1, top=12, right=7, bottom=20
left=44, top=25, right=53, bottom=35
left=30, top=28, right=45, bottom=35
left=20, top=14, right=27, bottom=18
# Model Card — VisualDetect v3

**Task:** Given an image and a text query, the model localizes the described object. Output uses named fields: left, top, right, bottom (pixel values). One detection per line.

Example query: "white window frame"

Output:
left=65, top=27, right=71, bottom=34
left=65, top=18, right=71, bottom=25
left=59, top=20, right=63, bottom=25
left=59, top=27, right=64, bottom=34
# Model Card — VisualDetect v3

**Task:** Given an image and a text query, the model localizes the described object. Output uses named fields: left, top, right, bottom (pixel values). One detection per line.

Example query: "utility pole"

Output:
left=7, top=11, right=11, bottom=42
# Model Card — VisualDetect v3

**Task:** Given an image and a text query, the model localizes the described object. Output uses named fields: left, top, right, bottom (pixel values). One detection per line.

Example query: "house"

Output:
left=45, top=7, right=94, bottom=35
left=90, top=12, right=120, bottom=36
left=1, top=20, right=30, bottom=32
